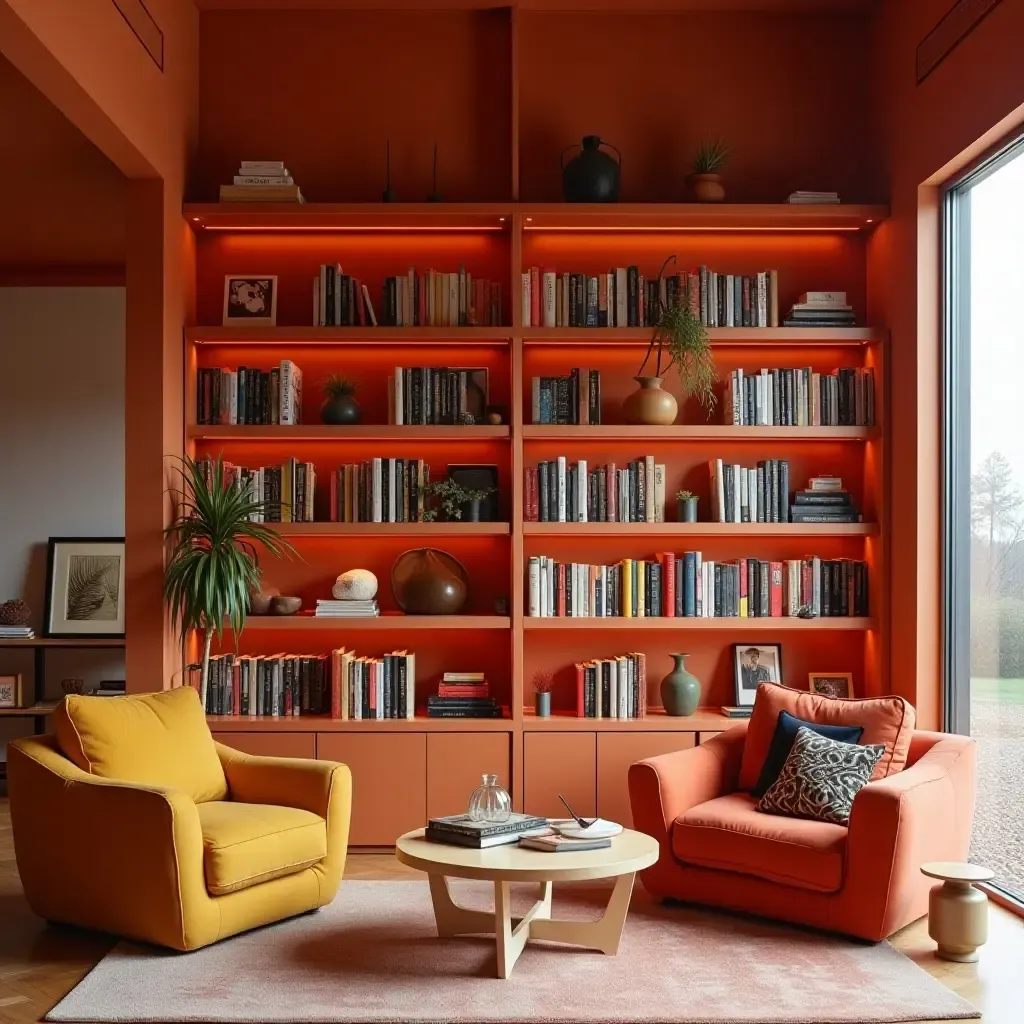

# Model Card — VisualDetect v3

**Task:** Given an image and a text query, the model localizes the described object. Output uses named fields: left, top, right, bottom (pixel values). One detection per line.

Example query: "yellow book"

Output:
left=281, top=459, right=293, bottom=523
left=621, top=559, right=633, bottom=618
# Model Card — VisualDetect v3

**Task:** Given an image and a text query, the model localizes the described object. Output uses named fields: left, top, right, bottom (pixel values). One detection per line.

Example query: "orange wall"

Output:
left=871, top=0, right=1024, bottom=729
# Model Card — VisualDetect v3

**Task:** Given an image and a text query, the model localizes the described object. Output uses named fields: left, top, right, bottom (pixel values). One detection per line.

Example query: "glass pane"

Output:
left=968, top=151, right=1024, bottom=902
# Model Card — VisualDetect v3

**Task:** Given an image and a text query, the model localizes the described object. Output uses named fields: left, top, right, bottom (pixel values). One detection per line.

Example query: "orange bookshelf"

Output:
left=185, top=200, right=888, bottom=841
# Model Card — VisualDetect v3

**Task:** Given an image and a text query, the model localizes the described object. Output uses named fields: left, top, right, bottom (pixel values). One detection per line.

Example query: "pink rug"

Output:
left=47, top=880, right=977, bottom=1023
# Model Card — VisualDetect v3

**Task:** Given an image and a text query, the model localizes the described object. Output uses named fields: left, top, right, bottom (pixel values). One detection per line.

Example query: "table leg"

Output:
left=529, top=871, right=635, bottom=955
left=427, top=873, right=493, bottom=938
left=494, top=881, right=552, bottom=979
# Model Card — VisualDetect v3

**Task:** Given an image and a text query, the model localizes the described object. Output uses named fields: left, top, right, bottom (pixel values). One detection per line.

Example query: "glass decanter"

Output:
left=467, top=774, right=512, bottom=823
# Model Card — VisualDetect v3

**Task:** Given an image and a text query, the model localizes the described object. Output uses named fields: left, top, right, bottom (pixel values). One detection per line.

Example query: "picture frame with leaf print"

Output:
left=44, top=537, right=126, bottom=639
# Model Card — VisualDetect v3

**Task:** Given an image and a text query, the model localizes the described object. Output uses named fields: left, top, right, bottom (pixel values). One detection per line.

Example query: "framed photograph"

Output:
left=0, top=674, right=23, bottom=709
left=451, top=367, right=489, bottom=423
left=732, top=643, right=783, bottom=706
left=809, top=672, right=854, bottom=699
left=44, top=537, right=126, bottom=639
left=223, top=275, right=278, bottom=326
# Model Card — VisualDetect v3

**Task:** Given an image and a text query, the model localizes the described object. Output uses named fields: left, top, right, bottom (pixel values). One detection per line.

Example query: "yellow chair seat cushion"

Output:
left=53, top=687, right=227, bottom=804
left=197, top=801, right=327, bottom=896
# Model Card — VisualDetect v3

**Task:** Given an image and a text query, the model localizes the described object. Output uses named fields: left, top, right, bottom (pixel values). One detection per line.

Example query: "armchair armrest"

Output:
left=7, top=735, right=214, bottom=951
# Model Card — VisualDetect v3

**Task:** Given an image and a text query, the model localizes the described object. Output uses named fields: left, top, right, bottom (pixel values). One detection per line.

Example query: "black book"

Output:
left=555, top=377, right=571, bottom=425
left=790, top=509, right=861, bottom=523
left=794, top=491, right=853, bottom=505
left=586, top=276, right=599, bottom=327
left=589, top=369, right=601, bottom=424
left=627, top=266, right=639, bottom=327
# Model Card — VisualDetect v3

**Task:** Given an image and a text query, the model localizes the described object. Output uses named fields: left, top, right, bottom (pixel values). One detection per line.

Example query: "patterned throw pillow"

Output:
left=757, top=726, right=885, bottom=826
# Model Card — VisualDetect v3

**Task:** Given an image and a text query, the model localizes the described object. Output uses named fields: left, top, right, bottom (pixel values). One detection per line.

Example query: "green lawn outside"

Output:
left=971, top=678, right=1024, bottom=704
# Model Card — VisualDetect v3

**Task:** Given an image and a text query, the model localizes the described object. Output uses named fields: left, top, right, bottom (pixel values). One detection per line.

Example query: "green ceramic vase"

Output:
left=661, top=653, right=700, bottom=716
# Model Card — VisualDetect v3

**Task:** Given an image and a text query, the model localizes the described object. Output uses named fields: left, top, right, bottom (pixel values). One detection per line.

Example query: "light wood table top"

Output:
left=921, top=861, right=995, bottom=884
left=396, top=827, right=659, bottom=882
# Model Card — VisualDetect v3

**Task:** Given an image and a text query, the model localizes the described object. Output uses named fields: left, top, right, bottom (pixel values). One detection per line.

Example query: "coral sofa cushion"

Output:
left=197, top=801, right=327, bottom=896
left=673, top=792, right=847, bottom=893
left=54, top=687, right=228, bottom=803
left=739, top=683, right=915, bottom=793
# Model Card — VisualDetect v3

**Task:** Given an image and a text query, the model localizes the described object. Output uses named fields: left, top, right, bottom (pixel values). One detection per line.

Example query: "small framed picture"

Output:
left=732, top=643, right=783, bottom=706
left=0, top=674, right=22, bottom=709
left=45, top=537, right=126, bottom=639
left=223, top=275, right=278, bottom=326
left=809, top=672, right=854, bottom=699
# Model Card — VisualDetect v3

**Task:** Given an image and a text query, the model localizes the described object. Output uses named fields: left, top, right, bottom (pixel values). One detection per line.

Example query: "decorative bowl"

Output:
left=268, top=595, right=302, bottom=616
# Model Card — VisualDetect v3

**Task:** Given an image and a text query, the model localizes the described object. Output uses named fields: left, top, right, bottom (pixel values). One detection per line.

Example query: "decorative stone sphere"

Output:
left=333, top=569, right=378, bottom=601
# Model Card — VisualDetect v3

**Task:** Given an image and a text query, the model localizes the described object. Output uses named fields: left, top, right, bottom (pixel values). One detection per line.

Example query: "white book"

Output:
left=405, top=652, right=416, bottom=719
left=609, top=658, right=619, bottom=719
left=279, top=360, right=299, bottom=425
left=725, top=274, right=734, bottom=327
left=229, top=371, right=238, bottom=425
left=542, top=271, right=556, bottom=327
left=715, top=458, right=726, bottom=522
left=240, top=160, right=286, bottom=171
left=557, top=456, right=567, bottom=523
left=271, top=660, right=281, bottom=717
left=731, top=369, right=741, bottom=425
left=577, top=459, right=588, bottom=522
left=372, top=458, right=383, bottom=522
left=521, top=272, right=531, bottom=327
left=548, top=558, right=556, bottom=617
left=617, top=658, right=628, bottom=719
left=615, top=268, right=628, bottom=327
left=733, top=464, right=741, bottom=524
left=387, top=459, right=396, bottom=522
left=533, top=556, right=544, bottom=617
left=740, top=466, right=748, bottom=523
left=644, top=456, right=656, bottom=524
left=654, top=464, right=665, bottom=523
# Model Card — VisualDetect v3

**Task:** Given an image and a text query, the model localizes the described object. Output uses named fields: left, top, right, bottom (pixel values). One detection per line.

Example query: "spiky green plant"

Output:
left=164, top=455, right=296, bottom=695
left=692, top=138, right=730, bottom=175
left=322, top=374, right=358, bottom=399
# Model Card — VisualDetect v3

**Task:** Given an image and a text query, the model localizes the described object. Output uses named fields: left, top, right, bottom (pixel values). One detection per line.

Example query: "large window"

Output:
left=945, top=139, right=1024, bottom=905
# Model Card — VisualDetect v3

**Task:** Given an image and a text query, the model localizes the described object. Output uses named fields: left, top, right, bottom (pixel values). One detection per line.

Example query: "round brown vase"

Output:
left=391, top=548, right=469, bottom=615
left=623, top=376, right=678, bottom=426
left=687, top=173, right=726, bottom=203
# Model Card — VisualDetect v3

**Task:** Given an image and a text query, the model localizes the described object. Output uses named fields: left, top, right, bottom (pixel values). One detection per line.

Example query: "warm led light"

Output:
left=526, top=217, right=533, bottom=222
left=522, top=225, right=862, bottom=233
left=199, top=225, right=505, bottom=233
left=866, top=218, right=873, bottom=223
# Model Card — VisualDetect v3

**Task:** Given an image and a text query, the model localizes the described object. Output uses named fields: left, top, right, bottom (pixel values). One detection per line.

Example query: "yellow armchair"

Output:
left=8, top=689, right=351, bottom=952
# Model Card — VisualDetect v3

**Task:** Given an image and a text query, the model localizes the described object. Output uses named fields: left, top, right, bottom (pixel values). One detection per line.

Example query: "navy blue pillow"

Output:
left=751, top=710, right=864, bottom=798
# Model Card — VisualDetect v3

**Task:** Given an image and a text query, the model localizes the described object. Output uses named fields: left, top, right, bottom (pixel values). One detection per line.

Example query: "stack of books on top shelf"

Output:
left=784, top=291, right=856, bottom=328
left=790, top=475, right=861, bottom=524
left=427, top=673, right=502, bottom=719
left=710, top=458, right=791, bottom=524
left=787, top=190, right=840, bottom=204
left=196, top=457, right=315, bottom=523
left=379, top=269, right=503, bottom=327
left=520, top=266, right=780, bottom=328
left=329, top=459, right=432, bottom=523
left=724, top=366, right=874, bottom=427
left=196, top=361, right=303, bottom=425
left=524, top=456, right=666, bottom=523
left=0, top=625, right=33, bottom=639
left=315, top=598, right=380, bottom=618
left=425, top=813, right=549, bottom=849
left=530, top=369, right=602, bottom=424
left=313, top=265, right=375, bottom=326
left=220, top=161, right=303, bottom=202
left=528, top=552, right=868, bottom=618
left=575, top=652, right=647, bottom=719
left=389, top=367, right=488, bottom=425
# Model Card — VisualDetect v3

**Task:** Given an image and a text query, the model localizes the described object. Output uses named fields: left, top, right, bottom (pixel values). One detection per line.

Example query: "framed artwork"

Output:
left=44, top=537, right=126, bottom=639
left=0, top=674, right=23, bottom=709
left=809, top=672, right=854, bottom=699
left=447, top=464, right=499, bottom=522
left=223, top=275, right=278, bottom=326
left=732, top=643, right=783, bottom=706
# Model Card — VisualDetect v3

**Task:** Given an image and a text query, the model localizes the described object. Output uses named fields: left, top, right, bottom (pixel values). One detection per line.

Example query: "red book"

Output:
left=688, top=268, right=701, bottom=317
left=438, top=684, right=490, bottom=697
left=801, top=560, right=813, bottom=608
left=525, top=467, right=538, bottom=522
left=575, top=662, right=585, bottom=717
left=530, top=266, right=540, bottom=326
left=330, top=649, right=342, bottom=718
left=657, top=553, right=675, bottom=617
left=769, top=561, right=784, bottom=617
left=557, top=562, right=566, bottom=617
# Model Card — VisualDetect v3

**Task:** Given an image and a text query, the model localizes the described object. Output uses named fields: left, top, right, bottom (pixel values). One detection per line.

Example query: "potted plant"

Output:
left=624, top=255, right=718, bottom=425
left=320, top=375, right=360, bottom=425
left=677, top=489, right=698, bottom=522
left=164, top=455, right=296, bottom=699
left=687, top=138, right=729, bottom=202
left=533, top=671, right=555, bottom=717
left=422, top=478, right=495, bottom=522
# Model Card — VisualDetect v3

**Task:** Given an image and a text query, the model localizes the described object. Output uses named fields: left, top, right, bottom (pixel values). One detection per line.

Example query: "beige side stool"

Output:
left=920, top=861, right=995, bottom=962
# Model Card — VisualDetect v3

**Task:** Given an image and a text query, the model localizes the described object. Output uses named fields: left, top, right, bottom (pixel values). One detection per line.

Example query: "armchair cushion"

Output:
left=674, top=792, right=847, bottom=893
left=54, top=687, right=227, bottom=803
left=197, top=801, right=327, bottom=896
left=739, top=683, right=915, bottom=792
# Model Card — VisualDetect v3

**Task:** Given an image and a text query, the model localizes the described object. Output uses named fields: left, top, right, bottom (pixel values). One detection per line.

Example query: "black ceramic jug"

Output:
left=561, top=136, right=622, bottom=202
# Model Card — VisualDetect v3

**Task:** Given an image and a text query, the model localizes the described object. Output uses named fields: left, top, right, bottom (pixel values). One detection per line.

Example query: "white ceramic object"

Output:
left=552, top=818, right=623, bottom=839
left=333, top=569, right=378, bottom=601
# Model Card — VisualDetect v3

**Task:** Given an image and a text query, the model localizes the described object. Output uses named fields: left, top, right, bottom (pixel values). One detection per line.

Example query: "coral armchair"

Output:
left=629, top=686, right=976, bottom=941
left=8, top=687, right=351, bottom=951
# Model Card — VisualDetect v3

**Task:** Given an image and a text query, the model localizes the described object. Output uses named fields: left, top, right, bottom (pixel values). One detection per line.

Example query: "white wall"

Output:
left=0, top=287, right=125, bottom=758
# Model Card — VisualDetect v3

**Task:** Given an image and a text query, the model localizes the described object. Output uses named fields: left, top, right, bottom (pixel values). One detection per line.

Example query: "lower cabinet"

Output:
left=211, top=731, right=316, bottom=759
left=317, top=733, right=426, bottom=846
left=596, top=732, right=695, bottom=828
left=524, top=732, right=596, bottom=819
left=426, top=733, right=511, bottom=820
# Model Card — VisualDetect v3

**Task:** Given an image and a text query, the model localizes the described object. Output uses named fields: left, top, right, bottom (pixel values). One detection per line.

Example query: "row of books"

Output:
left=524, top=457, right=667, bottom=523
left=527, top=553, right=869, bottom=618
left=196, top=361, right=303, bottom=425
left=710, top=459, right=791, bottom=524
left=573, top=652, right=648, bottom=719
left=197, top=457, right=316, bottom=522
left=520, top=266, right=781, bottom=328
left=389, top=366, right=488, bottom=426
left=328, top=459, right=432, bottom=523
left=530, top=370, right=602, bottom=424
left=312, top=265, right=375, bottom=326
left=724, top=367, right=875, bottom=427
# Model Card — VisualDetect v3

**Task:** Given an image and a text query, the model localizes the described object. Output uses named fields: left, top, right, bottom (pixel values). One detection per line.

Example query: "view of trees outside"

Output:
left=967, top=153, right=1024, bottom=899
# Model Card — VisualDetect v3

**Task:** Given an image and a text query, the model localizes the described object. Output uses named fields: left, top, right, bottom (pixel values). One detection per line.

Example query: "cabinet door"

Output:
left=698, top=731, right=726, bottom=745
left=524, top=733, right=596, bottom=820
left=597, top=732, right=695, bottom=828
left=426, top=733, right=511, bottom=820
left=317, top=733, right=426, bottom=846
left=212, top=731, right=316, bottom=759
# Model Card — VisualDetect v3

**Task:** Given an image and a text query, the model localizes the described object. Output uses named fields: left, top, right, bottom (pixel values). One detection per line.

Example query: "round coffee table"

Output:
left=396, top=827, right=659, bottom=978
left=921, top=861, right=995, bottom=962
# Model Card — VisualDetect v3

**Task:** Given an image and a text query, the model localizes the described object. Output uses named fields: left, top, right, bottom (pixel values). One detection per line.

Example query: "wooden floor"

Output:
left=1, top=796, right=1020, bottom=1024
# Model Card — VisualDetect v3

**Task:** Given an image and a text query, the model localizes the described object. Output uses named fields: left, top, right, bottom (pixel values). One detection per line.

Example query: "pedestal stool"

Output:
left=920, top=861, right=995, bottom=962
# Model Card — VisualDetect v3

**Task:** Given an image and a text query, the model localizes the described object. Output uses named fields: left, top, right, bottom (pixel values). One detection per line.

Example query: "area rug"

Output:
left=47, top=880, right=977, bottom=1023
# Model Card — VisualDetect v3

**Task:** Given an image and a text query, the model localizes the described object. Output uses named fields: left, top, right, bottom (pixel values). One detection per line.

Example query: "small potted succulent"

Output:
left=677, top=489, right=698, bottom=523
left=422, top=478, right=495, bottom=522
left=320, top=375, right=361, bottom=425
left=533, top=671, right=555, bottom=718
left=687, top=138, right=729, bottom=203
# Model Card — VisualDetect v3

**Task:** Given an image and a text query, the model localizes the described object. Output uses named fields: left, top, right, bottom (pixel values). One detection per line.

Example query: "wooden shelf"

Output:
left=523, top=327, right=884, bottom=345
left=188, top=425, right=510, bottom=441
left=242, top=615, right=511, bottom=630
left=524, top=616, right=875, bottom=631
left=208, top=714, right=513, bottom=732
left=522, top=425, right=878, bottom=441
left=188, top=326, right=513, bottom=345
left=0, top=703, right=59, bottom=718
left=521, top=707, right=732, bottom=731
left=185, top=202, right=513, bottom=230
left=269, top=522, right=510, bottom=537
left=523, top=522, right=876, bottom=537
left=0, top=638, right=126, bottom=648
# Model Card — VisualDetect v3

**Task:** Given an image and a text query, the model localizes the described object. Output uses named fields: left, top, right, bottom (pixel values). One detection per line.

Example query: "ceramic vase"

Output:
left=623, top=376, right=678, bottom=426
left=661, top=653, right=700, bottom=716
left=687, top=173, right=726, bottom=202
left=535, top=691, right=551, bottom=717
left=678, top=497, right=698, bottom=522
left=391, top=548, right=468, bottom=615
left=320, top=394, right=361, bottom=425
left=561, top=135, right=622, bottom=202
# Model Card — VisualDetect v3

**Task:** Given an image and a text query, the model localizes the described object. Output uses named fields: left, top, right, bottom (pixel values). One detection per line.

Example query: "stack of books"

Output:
left=196, top=360, right=303, bottom=425
left=575, top=652, right=647, bottom=719
left=724, top=366, right=874, bottom=426
left=784, top=291, right=856, bottom=328
left=428, top=673, right=499, bottom=719
left=220, top=161, right=304, bottom=203
left=0, top=625, right=33, bottom=639
left=519, top=832, right=613, bottom=853
left=425, top=813, right=549, bottom=848
left=530, top=369, right=602, bottom=424
left=315, top=598, right=379, bottom=618
left=790, top=475, right=861, bottom=524
left=721, top=705, right=754, bottom=719
left=438, top=672, right=489, bottom=697
left=787, top=190, right=840, bottom=204
left=524, top=456, right=666, bottom=523
left=710, top=458, right=790, bottom=524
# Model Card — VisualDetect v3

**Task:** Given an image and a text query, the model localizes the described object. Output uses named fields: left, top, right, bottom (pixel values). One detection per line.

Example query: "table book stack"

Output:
left=425, top=813, right=549, bottom=848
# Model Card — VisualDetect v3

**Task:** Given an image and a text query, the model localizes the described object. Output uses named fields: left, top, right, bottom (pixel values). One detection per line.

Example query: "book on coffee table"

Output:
left=518, top=832, right=613, bottom=853
left=424, top=825, right=551, bottom=849
left=427, top=812, right=547, bottom=839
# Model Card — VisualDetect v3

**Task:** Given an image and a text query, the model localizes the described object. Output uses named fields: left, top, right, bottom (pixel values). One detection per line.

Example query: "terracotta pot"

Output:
left=623, top=376, right=678, bottom=426
left=268, top=595, right=302, bottom=615
left=391, top=548, right=469, bottom=615
left=249, top=585, right=280, bottom=615
left=687, top=173, right=726, bottom=202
